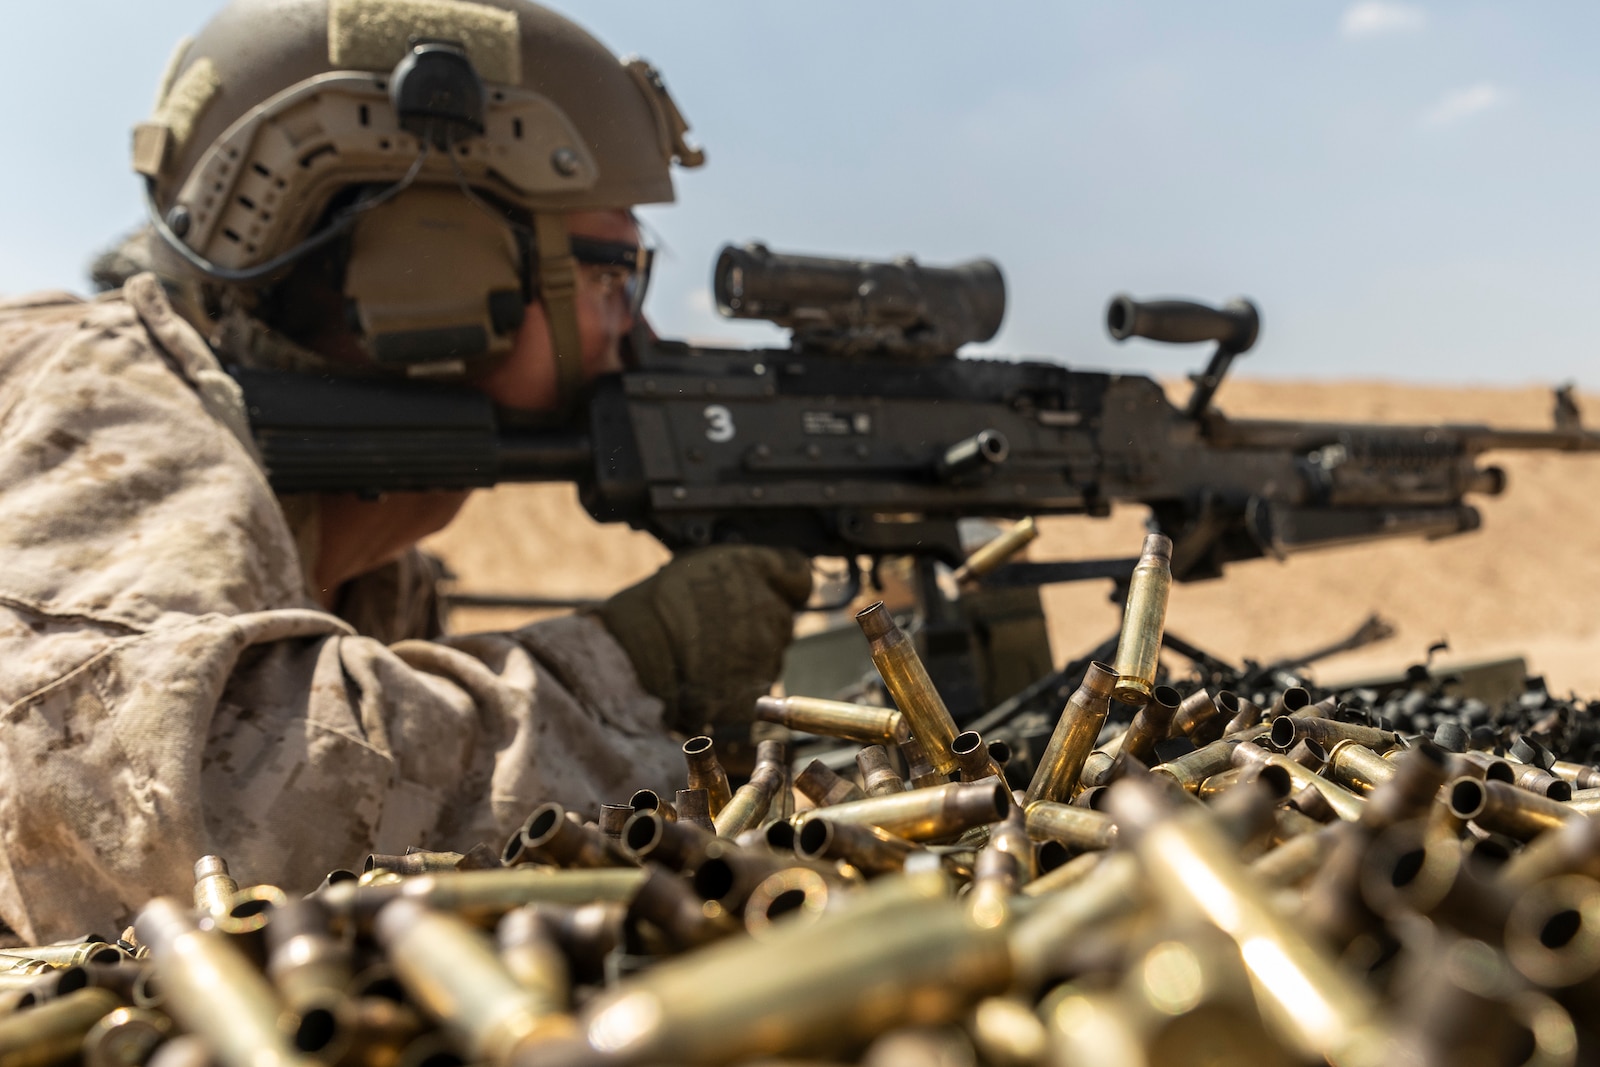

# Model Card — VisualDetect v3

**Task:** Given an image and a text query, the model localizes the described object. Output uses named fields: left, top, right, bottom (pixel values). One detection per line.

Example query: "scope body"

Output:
left=714, top=243, right=1005, bottom=358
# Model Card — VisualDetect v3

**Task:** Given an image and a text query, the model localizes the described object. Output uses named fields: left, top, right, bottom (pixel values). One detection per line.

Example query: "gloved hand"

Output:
left=594, top=546, right=813, bottom=732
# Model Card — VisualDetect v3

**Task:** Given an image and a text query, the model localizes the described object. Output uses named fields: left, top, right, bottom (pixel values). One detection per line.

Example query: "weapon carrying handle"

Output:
left=1106, top=295, right=1260, bottom=354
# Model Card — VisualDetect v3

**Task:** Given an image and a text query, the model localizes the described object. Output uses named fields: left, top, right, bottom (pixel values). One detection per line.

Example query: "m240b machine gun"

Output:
left=232, top=243, right=1600, bottom=720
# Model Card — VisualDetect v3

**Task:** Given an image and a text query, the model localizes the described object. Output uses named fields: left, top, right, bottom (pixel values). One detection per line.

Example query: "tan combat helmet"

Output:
left=133, top=0, right=704, bottom=390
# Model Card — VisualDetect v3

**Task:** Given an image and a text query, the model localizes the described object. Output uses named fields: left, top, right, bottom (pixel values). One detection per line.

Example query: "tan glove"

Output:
left=595, top=546, right=813, bottom=732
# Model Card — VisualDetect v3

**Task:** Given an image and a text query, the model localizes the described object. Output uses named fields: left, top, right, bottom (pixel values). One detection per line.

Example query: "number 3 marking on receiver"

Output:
left=704, top=404, right=736, bottom=443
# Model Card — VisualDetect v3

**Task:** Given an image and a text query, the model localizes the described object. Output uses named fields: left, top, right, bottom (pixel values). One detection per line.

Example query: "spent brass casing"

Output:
left=363, top=851, right=464, bottom=877
left=713, top=740, right=787, bottom=838
left=1195, top=767, right=1247, bottom=800
left=622, top=812, right=719, bottom=873
left=1148, top=736, right=1250, bottom=794
left=761, top=820, right=796, bottom=853
left=1232, top=741, right=1365, bottom=822
left=0, top=941, right=122, bottom=968
left=1042, top=987, right=1146, bottom=1067
left=1077, top=750, right=1117, bottom=791
left=496, top=908, right=573, bottom=1005
left=1172, top=688, right=1223, bottom=743
left=1272, top=806, right=1325, bottom=844
left=1504, top=874, right=1600, bottom=992
left=795, top=781, right=1010, bottom=842
left=683, top=736, right=735, bottom=817
left=856, top=745, right=906, bottom=797
left=134, top=897, right=316, bottom=1067
left=1356, top=740, right=1453, bottom=832
left=968, top=997, right=1049, bottom=1067
left=1009, top=852, right=1143, bottom=990
left=628, top=866, right=738, bottom=952
left=861, top=1025, right=979, bottom=1067
left=794, top=760, right=864, bottom=808
left=1324, top=739, right=1398, bottom=796
left=571, top=871, right=1011, bottom=1065
left=213, top=884, right=287, bottom=940
left=0, top=987, right=122, bottom=1067
left=951, top=516, right=1038, bottom=585
left=1281, top=739, right=1324, bottom=770
left=1360, top=821, right=1514, bottom=943
left=0, top=964, right=88, bottom=1001
left=376, top=900, right=576, bottom=1065
left=754, top=696, right=909, bottom=746
left=1270, top=715, right=1397, bottom=754
left=1251, top=824, right=1340, bottom=888
left=897, top=737, right=947, bottom=790
left=1022, top=802, right=1118, bottom=852
left=857, top=602, right=961, bottom=776
left=1499, top=812, right=1600, bottom=890
left=1113, top=684, right=1180, bottom=774
left=1220, top=692, right=1265, bottom=736
left=331, top=997, right=426, bottom=1067
left=597, top=805, right=634, bottom=840
left=1443, top=752, right=1488, bottom=782
left=1458, top=750, right=1516, bottom=782
left=144, top=1036, right=210, bottom=1067
left=1449, top=777, right=1575, bottom=841
left=321, top=869, right=647, bottom=931
left=191, top=856, right=238, bottom=920
left=82, top=1005, right=173, bottom=1067
left=742, top=868, right=838, bottom=939
left=504, top=804, right=635, bottom=869
left=1023, top=662, right=1117, bottom=805
left=627, top=789, right=676, bottom=822
left=1123, top=927, right=1288, bottom=1067
left=675, top=789, right=717, bottom=832
left=507, top=903, right=624, bottom=988
left=1508, top=762, right=1573, bottom=801
left=80, top=962, right=151, bottom=1009
left=1551, top=759, right=1600, bottom=790
left=1110, top=534, right=1173, bottom=705
left=795, top=819, right=918, bottom=876
left=689, top=841, right=795, bottom=913
left=968, top=809, right=1033, bottom=928
left=1106, top=778, right=1390, bottom=1066
left=1071, top=785, right=1109, bottom=811
left=951, top=731, right=1005, bottom=783
left=1019, top=850, right=1104, bottom=899
left=1266, top=686, right=1312, bottom=721
left=264, top=897, right=350, bottom=1018
left=0, top=955, right=54, bottom=977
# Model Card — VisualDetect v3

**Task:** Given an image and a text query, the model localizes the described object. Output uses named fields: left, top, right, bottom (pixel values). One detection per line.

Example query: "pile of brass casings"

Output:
left=8, top=577, right=1600, bottom=1066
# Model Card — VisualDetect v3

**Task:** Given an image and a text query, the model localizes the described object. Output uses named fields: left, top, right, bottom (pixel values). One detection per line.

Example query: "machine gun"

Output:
left=231, top=242, right=1600, bottom=721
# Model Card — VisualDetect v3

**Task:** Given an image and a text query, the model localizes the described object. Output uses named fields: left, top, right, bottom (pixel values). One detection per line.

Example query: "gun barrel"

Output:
left=1105, top=295, right=1259, bottom=352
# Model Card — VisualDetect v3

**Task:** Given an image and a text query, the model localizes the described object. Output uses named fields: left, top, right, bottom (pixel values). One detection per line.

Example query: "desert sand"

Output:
left=423, top=378, right=1600, bottom=696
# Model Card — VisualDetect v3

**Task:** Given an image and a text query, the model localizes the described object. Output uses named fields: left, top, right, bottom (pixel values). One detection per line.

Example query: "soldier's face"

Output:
left=474, top=210, right=643, bottom=411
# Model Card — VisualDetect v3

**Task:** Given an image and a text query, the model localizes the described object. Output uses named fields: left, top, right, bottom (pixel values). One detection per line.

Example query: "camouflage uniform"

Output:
left=0, top=273, right=682, bottom=942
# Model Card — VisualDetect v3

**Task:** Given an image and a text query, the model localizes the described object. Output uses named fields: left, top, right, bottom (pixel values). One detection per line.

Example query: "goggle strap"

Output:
left=532, top=211, right=585, bottom=413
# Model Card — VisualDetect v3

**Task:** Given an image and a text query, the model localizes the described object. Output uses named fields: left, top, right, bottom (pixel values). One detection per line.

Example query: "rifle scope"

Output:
left=1106, top=295, right=1260, bottom=354
left=714, top=243, right=1005, bottom=357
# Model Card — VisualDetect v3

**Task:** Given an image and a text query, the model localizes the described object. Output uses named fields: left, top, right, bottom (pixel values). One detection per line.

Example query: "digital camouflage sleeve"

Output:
left=0, top=273, right=682, bottom=942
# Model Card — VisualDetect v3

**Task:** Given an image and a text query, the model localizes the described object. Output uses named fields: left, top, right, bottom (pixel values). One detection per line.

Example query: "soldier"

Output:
left=0, top=0, right=810, bottom=941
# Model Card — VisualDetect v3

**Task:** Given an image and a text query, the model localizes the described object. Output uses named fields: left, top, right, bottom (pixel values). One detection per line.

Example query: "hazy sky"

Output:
left=6, top=1, right=1597, bottom=387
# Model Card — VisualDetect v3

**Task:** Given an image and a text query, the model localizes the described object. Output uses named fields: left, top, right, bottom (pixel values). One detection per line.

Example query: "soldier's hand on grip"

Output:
left=594, top=546, right=813, bottom=732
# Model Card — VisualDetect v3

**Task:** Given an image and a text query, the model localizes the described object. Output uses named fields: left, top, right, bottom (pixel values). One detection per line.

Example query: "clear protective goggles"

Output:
left=569, top=234, right=655, bottom=319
